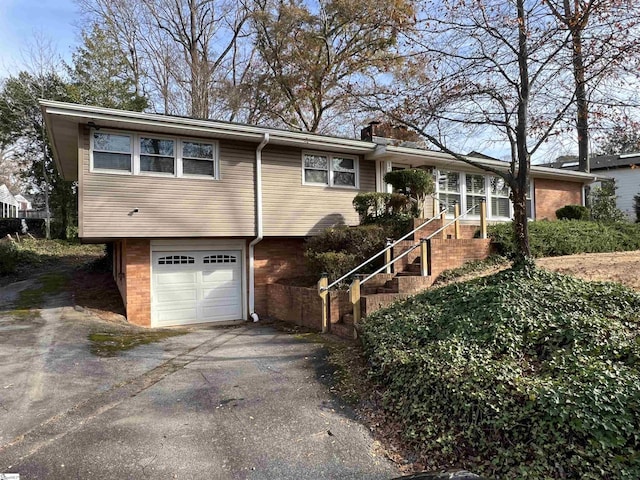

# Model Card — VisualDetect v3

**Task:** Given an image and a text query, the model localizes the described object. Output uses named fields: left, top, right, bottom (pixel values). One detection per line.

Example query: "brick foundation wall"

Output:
left=428, top=238, right=492, bottom=279
left=123, top=239, right=151, bottom=327
left=266, top=284, right=323, bottom=330
left=412, top=217, right=479, bottom=240
left=534, top=179, right=583, bottom=220
left=254, top=238, right=308, bottom=316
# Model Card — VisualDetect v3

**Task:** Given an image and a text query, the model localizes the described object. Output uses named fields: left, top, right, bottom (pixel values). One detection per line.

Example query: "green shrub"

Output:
left=489, top=220, right=640, bottom=258
left=0, top=241, right=19, bottom=275
left=383, top=168, right=435, bottom=216
left=360, top=268, right=640, bottom=478
left=555, top=204, right=590, bottom=220
left=304, top=224, right=392, bottom=282
left=589, top=181, right=627, bottom=222
left=353, top=192, right=410, bottom=222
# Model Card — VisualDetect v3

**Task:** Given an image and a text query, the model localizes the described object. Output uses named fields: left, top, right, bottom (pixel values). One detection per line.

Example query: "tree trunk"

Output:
left=572, top=27, right=589, bottom=172
left=511, top=185, right=531, bottom=265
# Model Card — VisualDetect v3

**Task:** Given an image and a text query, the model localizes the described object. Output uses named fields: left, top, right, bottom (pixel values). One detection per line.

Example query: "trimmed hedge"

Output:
left=361, top=268, right=640, bottom=478
left=556, top=204, right=590, bottom=221
left=304, top=224, right=392, bottom=283
left=489, top=220, right=640, bottom=258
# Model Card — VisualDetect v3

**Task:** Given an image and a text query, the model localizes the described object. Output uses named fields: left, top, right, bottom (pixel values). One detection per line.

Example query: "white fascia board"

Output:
left=367, top=144, right=598, bottom=183
left=39, top=100, right=376, bottom=154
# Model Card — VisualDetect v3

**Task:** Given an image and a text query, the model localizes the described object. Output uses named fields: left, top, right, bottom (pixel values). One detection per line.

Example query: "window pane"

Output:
left=141, top=137, right=174, bottom=156
left=466, top=174, right=485, bottom=194
left=333, top=157, right=354, bottom=171
left=490, top=177, right=509, bottom=196
left=526, top=199, right=533, bottom=219
left=304, top=169, right=328, bottom=184
left=440, top=193, right=460, bottom=214
left=492, top=197, right=510, bottom=217
left=93, top=133, right=130, bottom=153
left=141, top=155, right=174, bottom=173
left=304, top=154, right=328, bottom=169
left=94, top=151, right=131, bottom=171
left=438, top=171, right=460, bottom=192
left=183, top=141, right=214, bottom=159
left=183, top=158, right=214, bottom=176
left=467, top=195, right=484, bottom=215
left=333, top=171, right=355, bottom=186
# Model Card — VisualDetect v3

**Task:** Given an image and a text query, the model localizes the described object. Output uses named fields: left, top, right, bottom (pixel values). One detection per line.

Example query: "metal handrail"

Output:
left=360, top=204, right=477, bottom=286
left=323, top=209, right=447, bottom=291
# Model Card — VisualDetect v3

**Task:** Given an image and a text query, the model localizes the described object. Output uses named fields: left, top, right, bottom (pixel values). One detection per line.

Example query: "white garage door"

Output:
left=151, top=250, right=243, bottom=327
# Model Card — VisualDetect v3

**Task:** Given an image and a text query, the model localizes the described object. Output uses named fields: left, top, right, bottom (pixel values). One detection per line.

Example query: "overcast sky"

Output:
left=0, top=0, right=79, bottom=77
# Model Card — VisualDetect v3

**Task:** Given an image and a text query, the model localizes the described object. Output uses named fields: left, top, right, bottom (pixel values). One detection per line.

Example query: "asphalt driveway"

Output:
left=0, top=289, right=399, bottom=479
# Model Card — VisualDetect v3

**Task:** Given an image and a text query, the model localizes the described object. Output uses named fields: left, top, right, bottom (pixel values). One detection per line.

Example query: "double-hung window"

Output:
left=437, top=170, right=461, bottom=214
left=92, top=132, right=132, bottom=172
left=466, top=174, right=486, bottom=215
left=91, top=129, right=218, bottom=179
left=490, top=176, right=511, bottom=218
left=140, top=137, right=175, bottom=174
left=182, top=141, right=216, bottom=177
left=303, top=152, right=358, bottom=188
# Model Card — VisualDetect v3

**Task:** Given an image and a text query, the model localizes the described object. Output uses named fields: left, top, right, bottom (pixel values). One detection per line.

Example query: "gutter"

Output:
left=248, top=133, right=269, bottom=320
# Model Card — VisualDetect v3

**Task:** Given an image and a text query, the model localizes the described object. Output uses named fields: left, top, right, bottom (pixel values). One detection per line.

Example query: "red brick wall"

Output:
left=123, top=239, right=151, bottom=327
left=266, top=284, right=323, bottom=330
left=428, top=238, right=492, bottom=279
left=534, top=179, right=583, bottom=220
left=254, top=238, right=308, bottom=315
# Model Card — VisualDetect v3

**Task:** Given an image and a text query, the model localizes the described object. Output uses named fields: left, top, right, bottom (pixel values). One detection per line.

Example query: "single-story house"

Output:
left=41, top=101, right=597, bottom=329
left=0, top=184, right=19, bottom=218
left=545, top=154, right=640, bottom=221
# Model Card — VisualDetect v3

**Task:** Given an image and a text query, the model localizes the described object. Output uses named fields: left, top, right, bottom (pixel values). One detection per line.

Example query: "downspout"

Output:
left=249, top=133, right=269, bottom=320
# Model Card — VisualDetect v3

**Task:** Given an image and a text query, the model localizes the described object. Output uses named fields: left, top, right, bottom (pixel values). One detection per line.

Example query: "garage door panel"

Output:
left=155, top=271, right=198, bottom=286
left=152, top=249, right=243, bottom=327
left=155, top=288, right=198, bottom=304
left=156, top=305, right=198, bottom=323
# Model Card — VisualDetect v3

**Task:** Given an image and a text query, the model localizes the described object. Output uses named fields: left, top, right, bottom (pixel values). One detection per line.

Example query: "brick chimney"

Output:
left=360, top=121, right=420, bottom=144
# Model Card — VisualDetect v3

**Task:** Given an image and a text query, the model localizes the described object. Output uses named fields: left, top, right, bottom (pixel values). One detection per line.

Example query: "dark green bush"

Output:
left=304, top=224, right=392, bottom=282
left=353, top=192, right=411, bottom=222
left=555, top=204, right=590, bottom=220
left=360, top=268, right=640, bottom=479
left=0, top=241, right=19, bottom=275
left=383, top=168, right=435, bottom=217
left=489, top=220, right=640, bottom=258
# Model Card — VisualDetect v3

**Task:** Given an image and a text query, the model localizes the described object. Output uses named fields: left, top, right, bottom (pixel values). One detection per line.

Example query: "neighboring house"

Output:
left=546, top=153, right=640, bottom=220
left=0, top=184, right=19, bottom=218
left=15, top=194, right=33, bottom=212
left=41, top=101, right=596, bottom=329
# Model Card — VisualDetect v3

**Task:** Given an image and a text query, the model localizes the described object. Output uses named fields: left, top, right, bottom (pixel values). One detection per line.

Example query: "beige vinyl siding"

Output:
left=262, top=146, right=375, bottom=236
left=79, top=128, right=255, bottom=238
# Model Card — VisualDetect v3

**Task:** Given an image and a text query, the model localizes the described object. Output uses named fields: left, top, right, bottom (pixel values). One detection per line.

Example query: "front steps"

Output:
left=329, top=219, right=493, bottom=339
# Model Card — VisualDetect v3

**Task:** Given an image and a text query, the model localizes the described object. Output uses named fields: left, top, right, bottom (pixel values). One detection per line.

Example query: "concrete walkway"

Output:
left=0, top=291, right=398, bottom=479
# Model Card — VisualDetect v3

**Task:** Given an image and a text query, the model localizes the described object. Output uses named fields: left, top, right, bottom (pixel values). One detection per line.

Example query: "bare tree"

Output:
left=363, top=0, right=576, bottom=263
left=545, top=0, right=640, bottom=171
left=252, top=0, right=415, bottom=133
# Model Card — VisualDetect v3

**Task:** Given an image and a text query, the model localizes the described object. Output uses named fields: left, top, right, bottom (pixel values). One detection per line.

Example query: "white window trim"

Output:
left=435, top=169, right=536, bottom=221
left=301, top=150, right=359, bottom=189
left=90, top=128, right=220, bottom=180
left=90, top=130, right=134, bottom=176
left=180, top=138, right=219, bottom=179
left=138, top=134, right=177, bottom=177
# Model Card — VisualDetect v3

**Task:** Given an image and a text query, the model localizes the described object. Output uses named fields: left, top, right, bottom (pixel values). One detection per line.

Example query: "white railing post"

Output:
left=317, top=273, right=328, bottom=333
left=454, top=202, right=461, bottom=239
left=385, top=239, right=392, bottom=274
